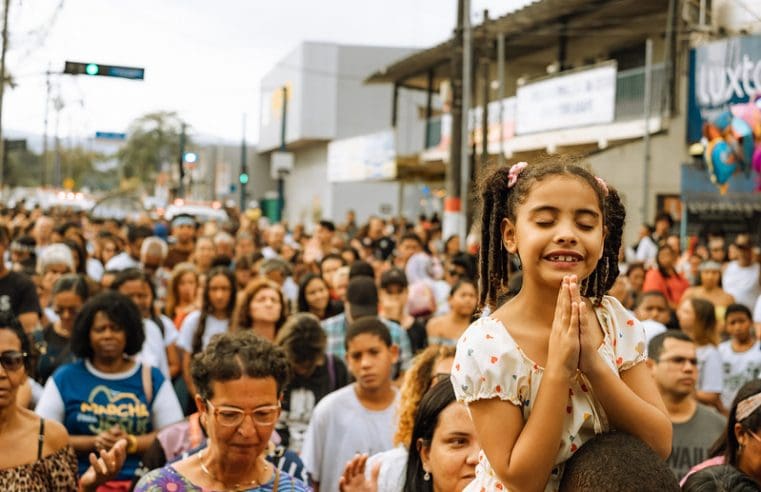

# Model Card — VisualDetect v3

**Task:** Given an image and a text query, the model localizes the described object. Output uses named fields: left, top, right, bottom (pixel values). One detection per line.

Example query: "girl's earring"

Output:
left=423, top=471, right=431, bottom=481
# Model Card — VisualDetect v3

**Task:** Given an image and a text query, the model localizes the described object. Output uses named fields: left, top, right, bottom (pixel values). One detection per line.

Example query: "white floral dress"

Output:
left=451, top=296, right=646, bottom=491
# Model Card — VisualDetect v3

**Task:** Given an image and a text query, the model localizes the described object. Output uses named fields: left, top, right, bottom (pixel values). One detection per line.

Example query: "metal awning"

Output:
left=365, top=0, right=669, bottom=90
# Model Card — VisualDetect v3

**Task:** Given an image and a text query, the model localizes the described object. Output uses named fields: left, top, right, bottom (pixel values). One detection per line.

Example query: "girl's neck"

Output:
left=91, top=355, right=133, bottom=374
left=252, top=321, right=277, bottom=341
left=510, top=279, right=567, bottom=328
left=310, top=306, right=326, bottom=319
left=211, top=309, right=228, bottom=320
left=448, top=311, right=471, bottom=325
left=52, top=320, right=71, bottom=338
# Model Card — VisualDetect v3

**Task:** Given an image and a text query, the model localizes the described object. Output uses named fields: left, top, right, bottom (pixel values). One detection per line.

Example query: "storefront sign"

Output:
left=687, top=35, right=761, bottom=143
left=515, top=63, right=616, bottom=135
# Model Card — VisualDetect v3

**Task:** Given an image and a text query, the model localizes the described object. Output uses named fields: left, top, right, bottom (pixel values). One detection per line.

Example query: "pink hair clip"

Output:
left=595, top=176, right=609, bottom=196
left=507, top=162, right=528, bottom=189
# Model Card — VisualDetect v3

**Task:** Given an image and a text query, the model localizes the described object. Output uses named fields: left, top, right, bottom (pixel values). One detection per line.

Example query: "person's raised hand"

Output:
left=338, top=453, right=380, bottom=492
left=546, top=275, right=580, bottom=381
left=79, top=439, right=127, bottom=492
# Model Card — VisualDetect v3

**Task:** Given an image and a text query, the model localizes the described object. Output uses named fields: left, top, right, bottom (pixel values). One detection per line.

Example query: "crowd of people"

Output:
left=0, top=155, right=760, bottom=491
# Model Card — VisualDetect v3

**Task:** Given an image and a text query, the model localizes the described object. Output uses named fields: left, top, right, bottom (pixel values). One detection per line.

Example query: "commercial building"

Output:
left=257, top=42, right=429, bottom=226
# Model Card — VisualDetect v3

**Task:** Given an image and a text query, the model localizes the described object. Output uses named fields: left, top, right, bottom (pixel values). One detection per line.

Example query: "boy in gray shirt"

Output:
left=301, top=317, right=400, bottom=492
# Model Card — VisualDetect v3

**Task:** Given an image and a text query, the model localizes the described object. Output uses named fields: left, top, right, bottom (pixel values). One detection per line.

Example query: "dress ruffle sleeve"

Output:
left=451, top=317, right=534, bottom=407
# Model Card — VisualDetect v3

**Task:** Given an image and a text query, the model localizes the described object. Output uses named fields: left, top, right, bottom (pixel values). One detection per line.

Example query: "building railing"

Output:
left=424, top=62, right=667, bottom=150
left=615, top=63, right=665, bottom=121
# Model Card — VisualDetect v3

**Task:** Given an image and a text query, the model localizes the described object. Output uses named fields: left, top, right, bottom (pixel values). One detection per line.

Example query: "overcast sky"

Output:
left=3, top=0, right=531, bottom=145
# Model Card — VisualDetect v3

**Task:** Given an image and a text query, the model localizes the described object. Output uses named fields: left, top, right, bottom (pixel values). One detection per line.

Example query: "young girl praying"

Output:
left=452, top=158, right=671, bottom=491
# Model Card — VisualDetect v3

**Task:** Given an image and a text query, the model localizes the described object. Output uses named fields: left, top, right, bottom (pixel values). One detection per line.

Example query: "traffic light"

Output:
left=64, top=61, right=145, bottom=80
left=239, top=172, right=249, bottom=185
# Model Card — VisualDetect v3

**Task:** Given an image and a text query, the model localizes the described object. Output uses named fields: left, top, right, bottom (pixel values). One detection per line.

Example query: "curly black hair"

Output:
left=70, top=291, right=145, bottom=359
left=475, top=155, right=625, bottom=310
left=191, top=330, right=291, bottom=401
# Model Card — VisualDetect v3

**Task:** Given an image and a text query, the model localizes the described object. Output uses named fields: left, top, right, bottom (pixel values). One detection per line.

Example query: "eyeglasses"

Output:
left=205, top=400, right=280, bottom=427
left=0, top=350, right=27, bottom=371
left=659, top=356, right=698, bottom=367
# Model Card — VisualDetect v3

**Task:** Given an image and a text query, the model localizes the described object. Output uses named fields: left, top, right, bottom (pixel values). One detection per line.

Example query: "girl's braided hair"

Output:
left=476, top=155, right=625, bottom=310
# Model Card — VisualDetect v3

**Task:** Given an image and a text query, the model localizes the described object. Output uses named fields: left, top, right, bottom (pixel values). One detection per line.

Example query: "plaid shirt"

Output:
left=321, top=313, right=412, bottom=373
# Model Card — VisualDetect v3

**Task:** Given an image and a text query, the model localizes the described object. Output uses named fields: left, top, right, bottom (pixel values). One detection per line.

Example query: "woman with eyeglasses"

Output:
left=31, top=274, right=90, bottom=385
left=0, top=310, right=125, bottom=490
left=135, top=330, right=310, bottom=491
left=36, top=291, right=184, bottom=488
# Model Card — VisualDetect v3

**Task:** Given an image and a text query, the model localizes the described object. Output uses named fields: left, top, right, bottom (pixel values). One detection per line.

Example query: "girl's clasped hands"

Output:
left=548, top=275, right=602, bottom=380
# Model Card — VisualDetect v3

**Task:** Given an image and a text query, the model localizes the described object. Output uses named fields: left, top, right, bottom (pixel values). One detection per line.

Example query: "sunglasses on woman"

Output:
left=0, top=350, right=27, bottom=371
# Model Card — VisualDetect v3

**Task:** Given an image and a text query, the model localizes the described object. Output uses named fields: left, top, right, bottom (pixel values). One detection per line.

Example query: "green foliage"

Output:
left=4, top=146, right=112, bottom=190
left=117, top=111, right=188, bottom=187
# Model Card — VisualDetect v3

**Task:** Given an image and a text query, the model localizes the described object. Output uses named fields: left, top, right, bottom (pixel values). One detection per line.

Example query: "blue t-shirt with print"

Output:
left=51, top=360, right=164, bottom=479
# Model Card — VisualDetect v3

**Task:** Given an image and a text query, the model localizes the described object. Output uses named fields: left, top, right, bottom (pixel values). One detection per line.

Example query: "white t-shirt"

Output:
left=86, top=258, right=104, bottom=282
left=641, top=319, right=667, bottom=346
left=753, top=295, right=761, bottom=323
left=696, top=345, right=723, bottom=395
left=719, top=340, right=761, bottom=408
left=176, top=310, right=229, bottom=353
left=135, top=319, right=170, bottom=378
left=301, top=385, right=399, bottom=492
left=157, top=314, right=179, bottom=346
left=365, top=446, right=408, bottom=492
left=636, top=236, right=658, bottom=267
left=104, top=252, right=140, bottom=272
left=722, top=261, right=761, bottom=311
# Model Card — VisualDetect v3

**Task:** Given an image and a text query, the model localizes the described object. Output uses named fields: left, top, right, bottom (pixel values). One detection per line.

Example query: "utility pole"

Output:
left=497, top=32, right=506, bottom=166
left=42, top=69, right=51, bottom=186
left=178, top=123, right=186, bottom=198
left=642, top=38, right=653, bottom=223
left=278, top=86, right=287, bottom=222
left=444, top=0, right=465, bottom=241
left=459, top=0, right=472, bottom=243
left=53, top=95, right=63, bottom=188
left=0, top=0, right=10, bottom=191
left=480, top=10, right=490, bottom=170
left=240, top=114, right=247, bottom=211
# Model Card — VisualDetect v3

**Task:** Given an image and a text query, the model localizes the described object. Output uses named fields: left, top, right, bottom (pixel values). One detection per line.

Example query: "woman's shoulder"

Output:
left=42, top=417, right=70, bottom=451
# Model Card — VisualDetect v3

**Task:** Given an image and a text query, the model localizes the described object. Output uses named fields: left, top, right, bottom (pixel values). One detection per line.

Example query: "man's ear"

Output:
left=389, top=344, right=399, bottom=365
left=501, top=218, right=517, bottom=254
